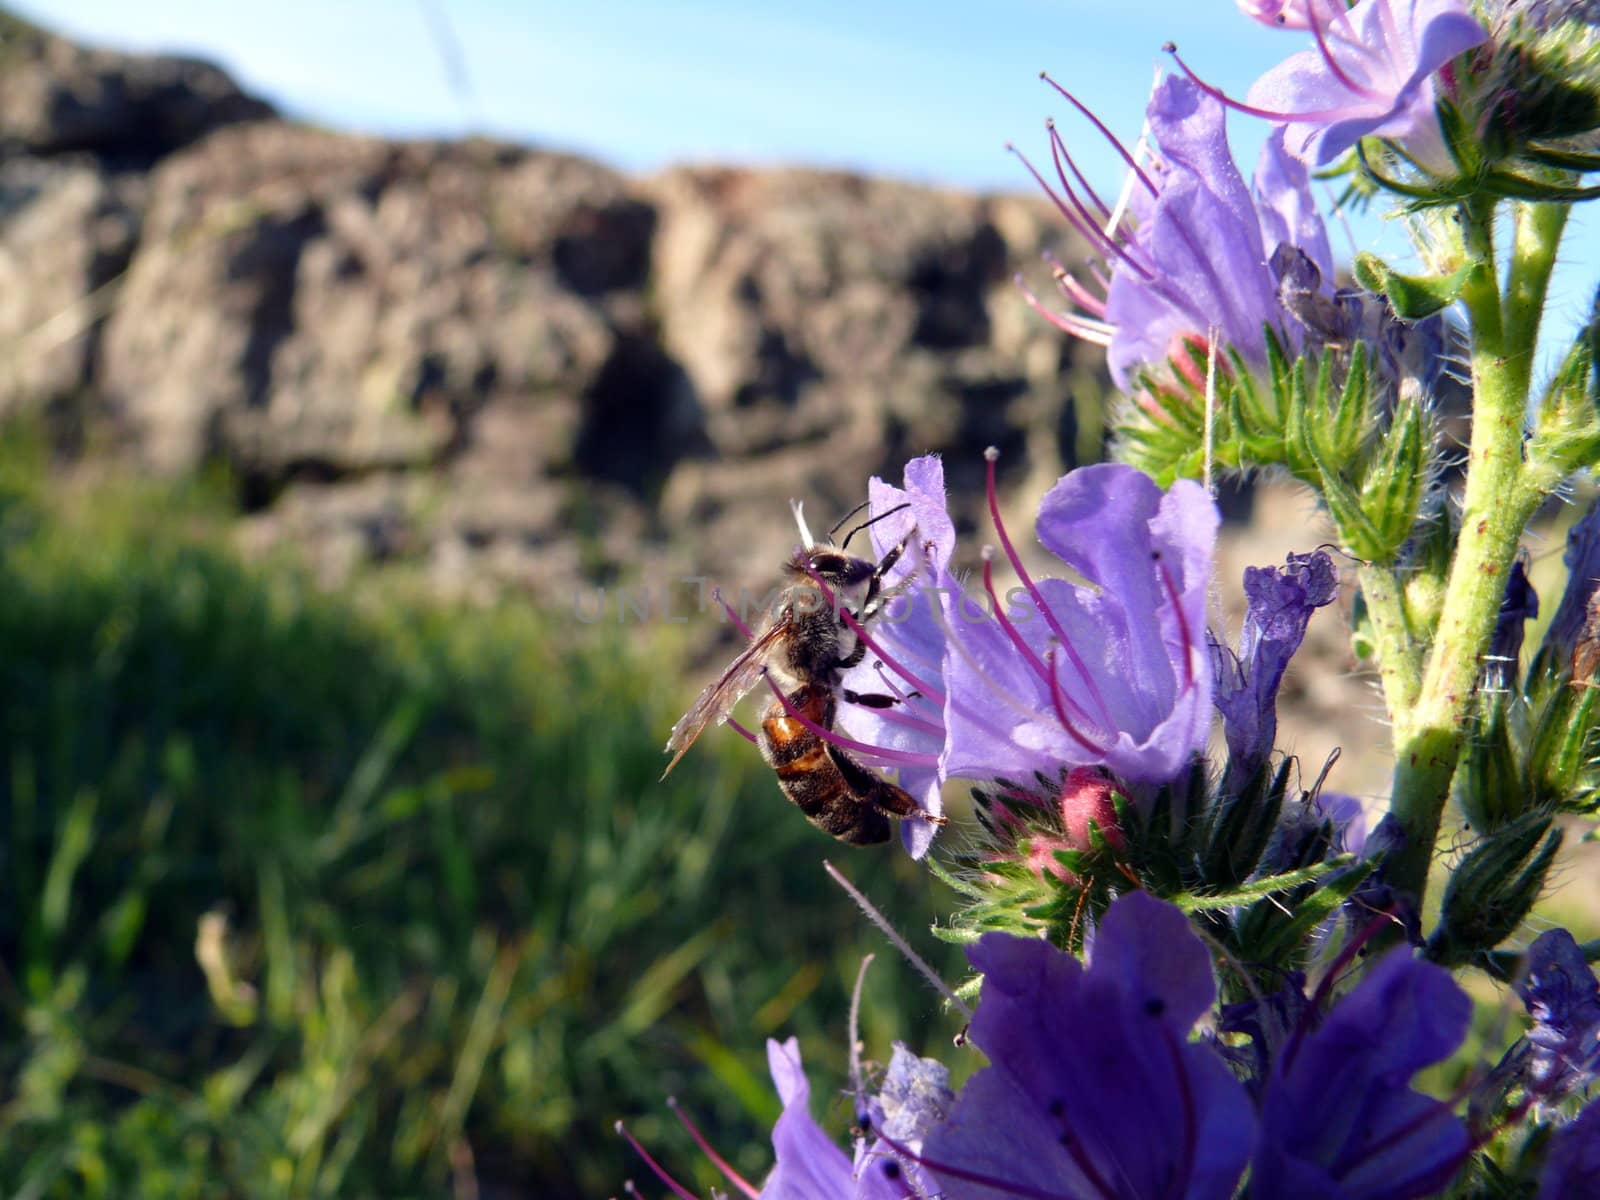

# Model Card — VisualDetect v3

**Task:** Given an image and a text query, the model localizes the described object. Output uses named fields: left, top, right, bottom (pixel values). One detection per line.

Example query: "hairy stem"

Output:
left=1358, top=561, right=1421, bottom=718
left=1384, top=197, right=1562, bottom=906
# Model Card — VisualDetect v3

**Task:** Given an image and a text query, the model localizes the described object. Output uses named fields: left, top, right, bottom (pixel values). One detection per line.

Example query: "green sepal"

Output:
left=1528, top=335, right=1600, bottom=478
left=1456, top=693, right=1529, bottom=833
left=1352, top=253, right=1472, bottom=319
left=1359, top=395, right=1430, bottom=558
left=1197, top=755, right=1291, bottom=892
left=1236, top=857, right=1376, bottom=970
left=1426, top=813, right=1563, bottom=967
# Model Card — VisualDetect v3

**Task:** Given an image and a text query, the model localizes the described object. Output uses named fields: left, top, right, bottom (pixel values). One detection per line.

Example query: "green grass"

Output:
left=0, top=433, right=964, bottom=1198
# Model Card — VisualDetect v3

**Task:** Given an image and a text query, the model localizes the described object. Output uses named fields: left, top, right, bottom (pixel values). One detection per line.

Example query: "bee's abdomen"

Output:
left=759, top=687, right=891, bottom=846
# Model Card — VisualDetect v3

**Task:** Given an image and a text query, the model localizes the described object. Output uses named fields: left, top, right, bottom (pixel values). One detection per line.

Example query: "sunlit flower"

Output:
left=937, top=453, right=1216, bottom=794
left=1017, top=75, right=1335, bottom=388
left=1241, top=0, right=1489, bottom=169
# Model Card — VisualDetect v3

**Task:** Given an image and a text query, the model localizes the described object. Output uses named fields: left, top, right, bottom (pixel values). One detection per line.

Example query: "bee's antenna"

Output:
left=790, top=499, right=818, bottom=547
left=826, top=498, right=873, bottom=541
left=840, top=502, right=912, bottom=551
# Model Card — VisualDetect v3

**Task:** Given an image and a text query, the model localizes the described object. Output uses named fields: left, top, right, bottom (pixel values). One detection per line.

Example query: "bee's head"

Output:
left=786, top=545, right=876, bottom=588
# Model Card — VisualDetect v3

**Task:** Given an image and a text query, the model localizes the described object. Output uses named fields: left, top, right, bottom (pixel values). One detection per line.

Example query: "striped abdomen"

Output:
left=758, top=684, right=919, bottom=846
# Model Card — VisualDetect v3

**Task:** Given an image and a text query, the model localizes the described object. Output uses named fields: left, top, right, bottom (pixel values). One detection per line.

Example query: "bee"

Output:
left=662, top=500, right=944, bottom=845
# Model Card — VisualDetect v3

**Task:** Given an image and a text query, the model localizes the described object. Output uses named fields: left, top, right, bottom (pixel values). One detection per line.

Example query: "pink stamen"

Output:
left=1046, top=119, right=1112, bottom=220
left=1164, top=43, right=1359, bottom=124
left=762, top=674, right=939, bottom=769
left=1008, top=144, right=1155, bottom=282
left=725, top=716, right=758, bottom=746
left=667, top=1099, right=759, bottom=1200
left=981, top=549, right=1089, bottom=735
left=1041, top=73, right=1161, bottom=198
left=983, top=449, right=1116, bottom=730
left=1049, top=258, right=1109, bottom=319
left=615, top=1121, right=702, bottom=1200
left=869, top=705, right=947, bottom=737
left=791, top=558, right=946, bottom=706
left=711, top=587, right=756, bottom=640
left=1018, top=280, right=1115, bottom=345
left=1307, top=0, right=1383, bottom=102
left=1044, top=648, right=1113, bottom=758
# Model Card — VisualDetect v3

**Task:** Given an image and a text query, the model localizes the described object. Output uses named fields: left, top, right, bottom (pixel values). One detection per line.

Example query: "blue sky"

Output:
left=20, top=0, right=1599, bottom=353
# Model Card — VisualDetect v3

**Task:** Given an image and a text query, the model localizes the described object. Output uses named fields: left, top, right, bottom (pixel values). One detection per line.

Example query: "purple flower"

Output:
left=1242, top=0, right=1490, bottom=169
left=1540, top=1098, right=1600, bottom=1200
left=920, top=891, right=1256, bottom=1199
left=833, top=455, right=958, bottom=858
left=1252, top=948, right=1473, bottom=1199
left=1543, top=499, right=1600, bottom=674
left=938, top=455, right=1217, bottom=795
left=1239, top=0, right=1342, bottom=29
left=1516, top=929, right=1600, bottom=1106
left=1017, top=75, right=1333, bottom=389
left=1487, top=558, right=1538, bottom=688
left=1212, top=550, right=1339, bottom=788
left=762, top=1037, right=929, bottom=1200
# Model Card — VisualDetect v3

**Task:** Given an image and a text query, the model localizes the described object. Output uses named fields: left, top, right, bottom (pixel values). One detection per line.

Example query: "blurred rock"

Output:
left=0, top=12, right=1097, bottom=607
left=0, top=11, right=272, bottom=161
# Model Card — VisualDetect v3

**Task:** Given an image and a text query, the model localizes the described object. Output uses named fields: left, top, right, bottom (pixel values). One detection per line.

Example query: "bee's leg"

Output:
left=859, top=530, right=918, bottom=612
left=835, top=640, right=869, bottom=670
left=841, top=688, right=900, bottom=709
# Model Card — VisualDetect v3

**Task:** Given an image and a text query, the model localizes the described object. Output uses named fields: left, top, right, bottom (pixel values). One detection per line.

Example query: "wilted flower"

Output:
left=1212, top=550, right=1340, bottom=789
left=920, top=891, right=1257, bottom=1199
left=1487, top=558, right=1540, bottom=689
left=938, top=453, right=1216, bottom=795
left=1018, top=75, right=1335, bottom=388
left=1516, top=928, right=1600, bottom=1106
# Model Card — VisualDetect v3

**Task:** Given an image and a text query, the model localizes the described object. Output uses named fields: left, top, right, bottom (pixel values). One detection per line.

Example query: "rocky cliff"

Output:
left=0, top=12, right=1099, bottom=606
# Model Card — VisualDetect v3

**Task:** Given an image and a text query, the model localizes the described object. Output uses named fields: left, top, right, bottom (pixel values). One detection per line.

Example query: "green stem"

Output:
left=1384, top=198, right=1564, bottom=906
left=1357, top=562, right=1421, bottom=718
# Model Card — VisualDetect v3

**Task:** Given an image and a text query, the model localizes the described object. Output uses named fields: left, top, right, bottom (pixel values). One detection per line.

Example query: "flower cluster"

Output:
left=626, top=2, right=1600, bottom=1196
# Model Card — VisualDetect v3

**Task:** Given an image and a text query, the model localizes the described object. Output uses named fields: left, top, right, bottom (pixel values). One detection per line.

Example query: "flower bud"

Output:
left=1428, top=813, right=1562, bottom=967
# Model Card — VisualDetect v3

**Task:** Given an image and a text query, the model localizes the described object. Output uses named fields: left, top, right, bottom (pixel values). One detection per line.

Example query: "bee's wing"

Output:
left=661, top=618, right=792, bottom=778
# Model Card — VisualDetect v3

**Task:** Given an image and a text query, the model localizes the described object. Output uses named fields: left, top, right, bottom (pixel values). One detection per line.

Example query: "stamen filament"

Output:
left=725, top=716, right=759, bottom=746
left=667, top=1099, right=759, bottom=1200
left=1007, top=144, right=1155, bottom=282
left=711, top=587, right=756, bottom=640
left=983, top=449, right=1117, bottom=729
left=1163, top=43, right=1357, bottom=123
left=1307, top=0, right=1383, bottom=102
left=1041, top=72, right=1161, bottom=198
left=1046, top=119, right=1112, bottom=220
left=616, top=1120, right=702, bottom=1200
left=1018, top=281, right=1117, bottom=344
left=762, top=674, right=939, bottom=768
left=1045, top=647, right=1113, bottom=757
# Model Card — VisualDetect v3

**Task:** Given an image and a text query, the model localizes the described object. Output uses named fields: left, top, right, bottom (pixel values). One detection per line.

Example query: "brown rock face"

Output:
left=0, top=11, right=1096, bottom=606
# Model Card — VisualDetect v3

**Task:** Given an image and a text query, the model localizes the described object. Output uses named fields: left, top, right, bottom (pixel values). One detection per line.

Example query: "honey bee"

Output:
left=662, top=501, right=945, bottom=845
